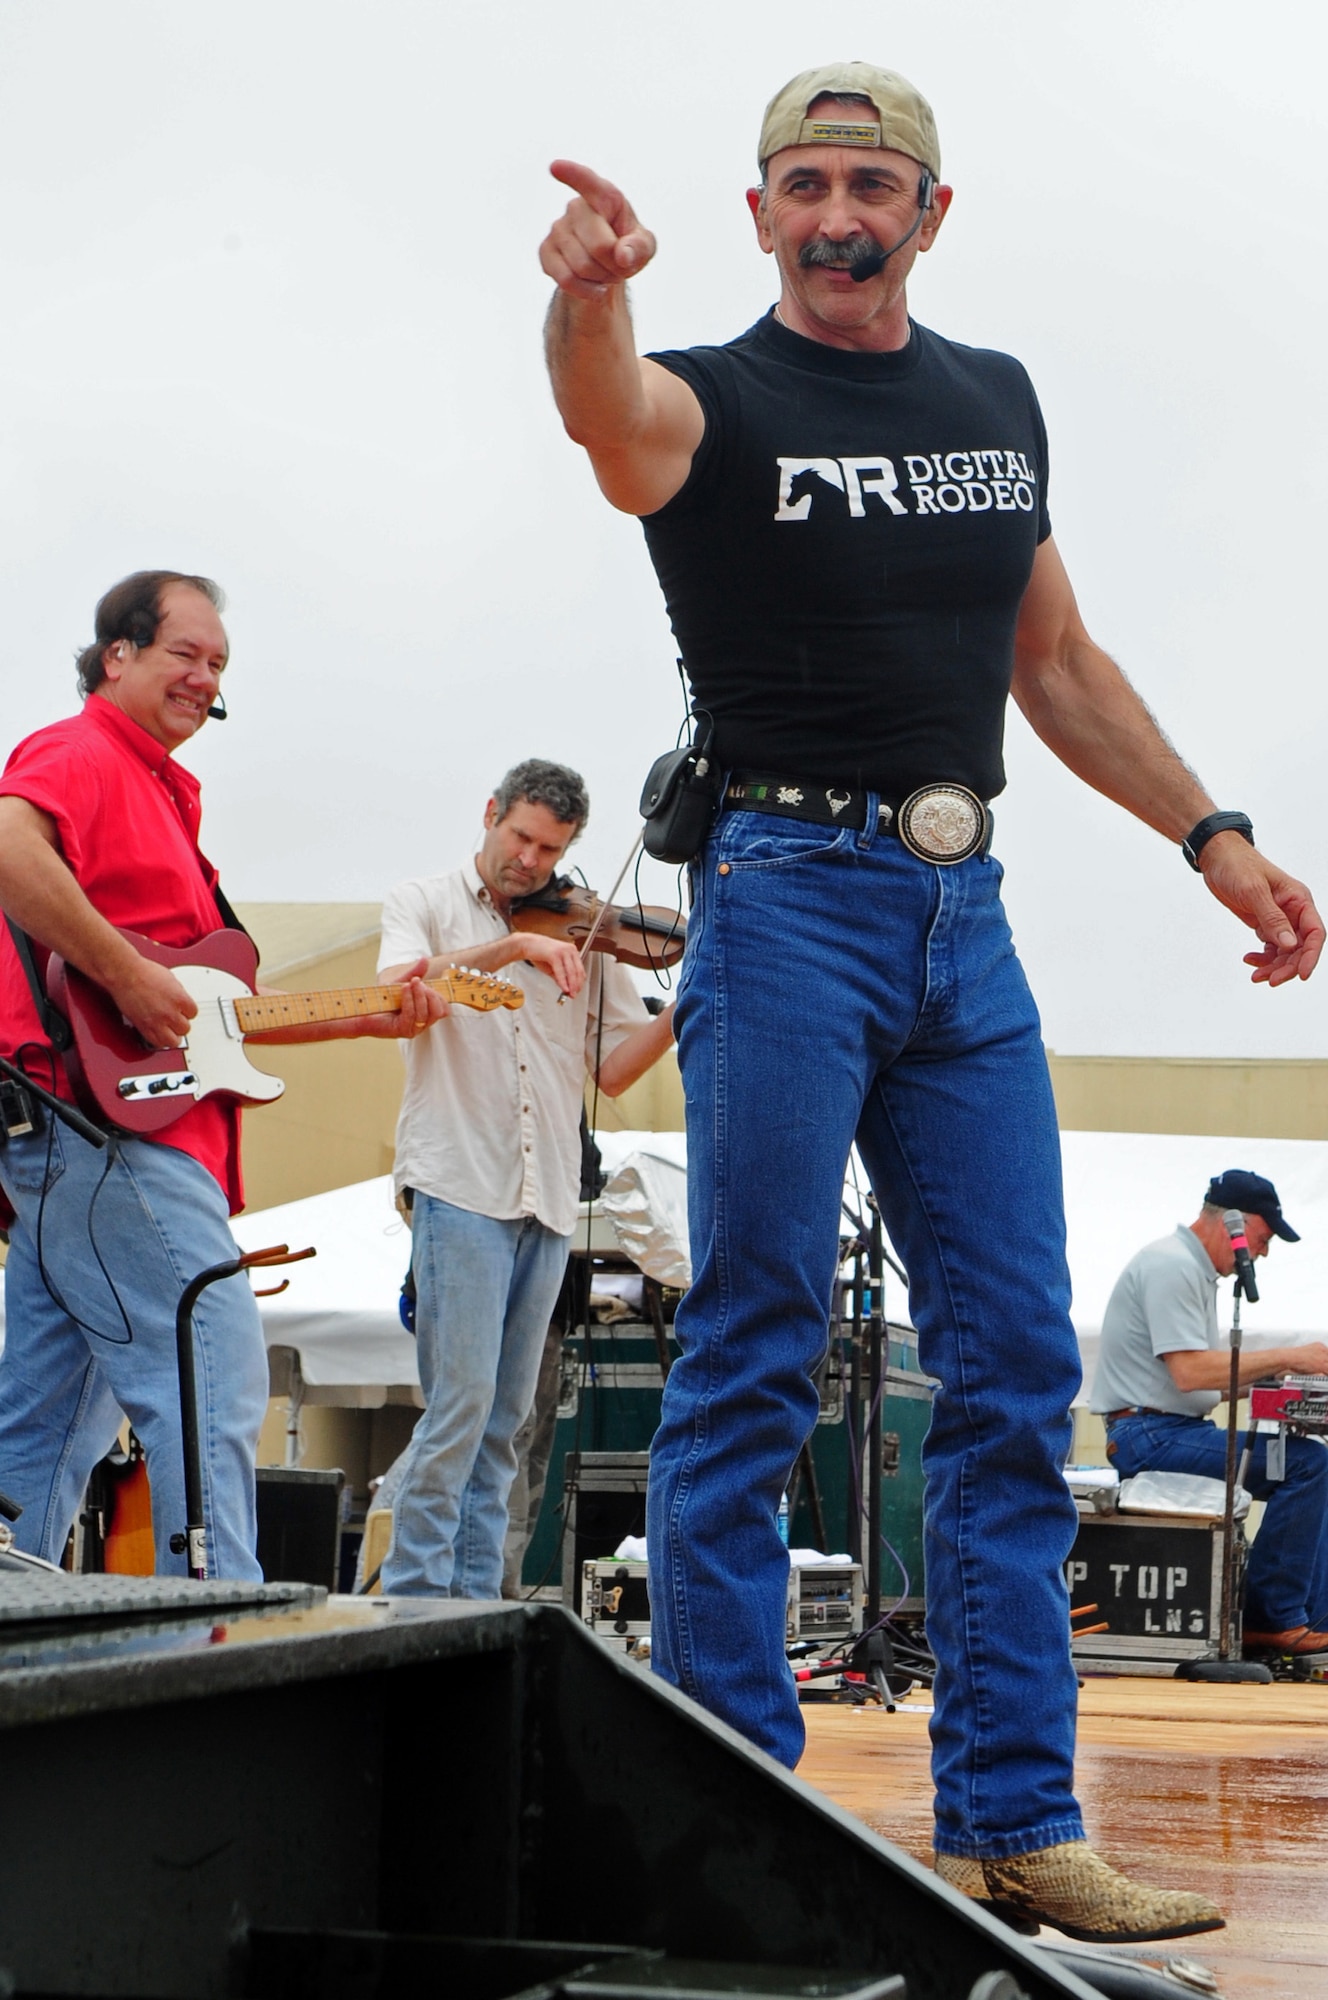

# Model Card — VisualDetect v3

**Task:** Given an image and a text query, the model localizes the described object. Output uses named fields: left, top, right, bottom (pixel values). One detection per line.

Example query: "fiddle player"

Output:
left=539, top=62, right=1322, bottom=1940
left=0, top=571, right=444, bottom=1579
left=377, top=759, right=674, bottom=1598
left=1094, top=1169, right=1328, bottom=1657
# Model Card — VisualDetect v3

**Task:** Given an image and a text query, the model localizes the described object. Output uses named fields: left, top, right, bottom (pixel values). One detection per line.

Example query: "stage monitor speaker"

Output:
left=256, top=1465, right=345, bottom=1591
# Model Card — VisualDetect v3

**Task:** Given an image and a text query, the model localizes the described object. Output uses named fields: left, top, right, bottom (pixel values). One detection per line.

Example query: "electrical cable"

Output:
left=20, top=1045, right=136, bottom=1347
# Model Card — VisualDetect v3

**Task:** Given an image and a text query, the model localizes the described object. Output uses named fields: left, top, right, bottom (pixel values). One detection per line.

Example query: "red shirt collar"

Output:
left=83, top=693, right=202, bottom=804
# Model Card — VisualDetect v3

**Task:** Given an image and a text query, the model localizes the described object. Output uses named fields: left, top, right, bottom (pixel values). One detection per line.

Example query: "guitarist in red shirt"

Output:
left=0, top=570, right=444, bottom=1578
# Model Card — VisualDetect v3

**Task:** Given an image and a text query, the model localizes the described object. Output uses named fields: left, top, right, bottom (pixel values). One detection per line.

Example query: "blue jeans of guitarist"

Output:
left=647, top=805, right=1086, bottom=1861
left=0, top=1125, right=268, bottom=1579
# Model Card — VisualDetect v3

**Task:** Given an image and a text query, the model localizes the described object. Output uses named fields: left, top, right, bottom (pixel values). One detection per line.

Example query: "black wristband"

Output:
left=1181, top=811, right=1254, bottom=872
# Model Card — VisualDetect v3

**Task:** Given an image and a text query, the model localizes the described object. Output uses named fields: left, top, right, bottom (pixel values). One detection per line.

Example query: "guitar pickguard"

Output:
left=51, top=930, right=286, bottom=1136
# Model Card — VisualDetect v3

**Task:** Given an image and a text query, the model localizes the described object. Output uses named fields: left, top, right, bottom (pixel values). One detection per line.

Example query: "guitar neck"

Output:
left=232, top=978, right=450, bottom=1037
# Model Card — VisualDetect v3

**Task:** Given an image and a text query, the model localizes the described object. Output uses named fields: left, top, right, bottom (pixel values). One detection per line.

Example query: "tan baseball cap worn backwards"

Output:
left=758, top=62, right=941, bottom=179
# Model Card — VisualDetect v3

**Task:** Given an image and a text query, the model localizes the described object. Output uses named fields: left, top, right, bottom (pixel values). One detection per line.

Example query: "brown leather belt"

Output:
left=1103, top=1406, right=1169, bottom=1421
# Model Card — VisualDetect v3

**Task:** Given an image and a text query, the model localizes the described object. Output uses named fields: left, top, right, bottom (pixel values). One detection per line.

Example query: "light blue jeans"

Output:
left=0, top=1123, right=267, bottom=1579
left=648, top=805, right=1085, bottom=1860
left=382, top=1194, right=570, bottom=1598
left=1106, top=1412, right=1328, bottom=1633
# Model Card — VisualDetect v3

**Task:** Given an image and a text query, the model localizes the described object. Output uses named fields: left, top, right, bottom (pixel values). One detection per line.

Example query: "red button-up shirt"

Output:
left=0, top=696, right=242, bottom=1211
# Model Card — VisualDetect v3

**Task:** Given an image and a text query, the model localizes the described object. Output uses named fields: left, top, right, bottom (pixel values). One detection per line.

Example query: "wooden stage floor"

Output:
left=797, top=1673, right=1328, bottom=1999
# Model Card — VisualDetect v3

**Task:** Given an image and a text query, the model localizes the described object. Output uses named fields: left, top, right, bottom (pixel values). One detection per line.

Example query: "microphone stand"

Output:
left=169, top=1244, right=314, bottom=1580
left=1178, top=1269, right=1272, bottom=1683
left=825, top=1195, right=913, bottom=1710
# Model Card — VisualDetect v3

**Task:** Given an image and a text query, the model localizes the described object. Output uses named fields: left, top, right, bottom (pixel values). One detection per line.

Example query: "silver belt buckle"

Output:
left=897, top=784, right=987, bottom=865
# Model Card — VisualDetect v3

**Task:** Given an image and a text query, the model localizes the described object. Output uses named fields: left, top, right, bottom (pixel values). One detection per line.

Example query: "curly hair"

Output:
left=491, top=758, right=589, bottom=834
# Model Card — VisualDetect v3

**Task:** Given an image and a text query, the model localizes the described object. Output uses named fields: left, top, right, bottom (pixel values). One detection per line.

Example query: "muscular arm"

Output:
left=1011, top=538, right=1324, bottom=985
left=593, top=1001, right=676, bottom=1098
left=1165, top=1339, right=1328, bottom=1395
left=540, top=161, right=704, bottom=516
left=0, top=796, right=199, bottom=1047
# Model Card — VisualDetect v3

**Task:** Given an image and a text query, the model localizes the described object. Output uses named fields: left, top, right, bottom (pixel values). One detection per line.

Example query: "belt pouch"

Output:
left=639, top=711, right=720, bottom=865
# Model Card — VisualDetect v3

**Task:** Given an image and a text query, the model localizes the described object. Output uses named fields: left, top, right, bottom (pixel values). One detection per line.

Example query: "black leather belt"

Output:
left=725, top=773, right=990, bottom=865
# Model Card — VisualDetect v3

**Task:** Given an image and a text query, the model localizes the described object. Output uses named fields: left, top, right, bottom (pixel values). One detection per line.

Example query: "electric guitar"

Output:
left=47, top=926, right=523, bottom=1136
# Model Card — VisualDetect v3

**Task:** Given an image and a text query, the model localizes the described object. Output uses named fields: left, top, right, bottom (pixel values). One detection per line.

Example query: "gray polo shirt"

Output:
left=1090, top=1225, right=1221, bottom=1419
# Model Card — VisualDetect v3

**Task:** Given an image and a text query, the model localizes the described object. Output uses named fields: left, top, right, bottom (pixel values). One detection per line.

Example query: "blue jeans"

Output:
left=648, top=807, right=1085, bottom=1860
left=382, top=1195, right=570, bottom=1598
left=1106, top=1412, right=1328, bottom=1632
left=0, top=1124, right=267, bottom=1579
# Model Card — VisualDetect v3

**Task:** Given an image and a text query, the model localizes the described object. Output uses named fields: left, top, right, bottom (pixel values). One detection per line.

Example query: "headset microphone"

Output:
left=207, top=692, right=228, bottom=722
left=848, top=169, right=936, bottom=284
left=1223, top=1209, right=1260, bottom=1303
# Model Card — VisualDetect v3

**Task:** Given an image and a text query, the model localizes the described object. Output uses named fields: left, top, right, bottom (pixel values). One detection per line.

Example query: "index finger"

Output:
left=550, top=158, right=630, bottom=225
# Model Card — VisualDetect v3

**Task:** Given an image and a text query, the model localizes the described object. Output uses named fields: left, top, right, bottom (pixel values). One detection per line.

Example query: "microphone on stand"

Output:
left=1224, top=1210, right=1260, bottom=1303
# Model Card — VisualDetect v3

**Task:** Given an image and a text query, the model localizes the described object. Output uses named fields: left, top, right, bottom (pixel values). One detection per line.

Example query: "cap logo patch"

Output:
left=800, top=119, right=882, bottom=147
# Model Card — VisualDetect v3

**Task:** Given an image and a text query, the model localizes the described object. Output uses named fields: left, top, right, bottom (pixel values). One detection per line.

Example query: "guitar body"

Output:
left=46, top=926, right=523, bottom=1136
left=48, top=928, right=285, bottom=1137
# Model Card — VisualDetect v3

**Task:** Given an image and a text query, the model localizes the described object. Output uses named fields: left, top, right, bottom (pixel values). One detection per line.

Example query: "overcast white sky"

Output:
left=0, top=0, right=1325, bottom=1057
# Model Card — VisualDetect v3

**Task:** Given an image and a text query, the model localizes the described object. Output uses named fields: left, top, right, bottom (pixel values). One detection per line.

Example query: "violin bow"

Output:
left=576, top=831, right=645, bottom=962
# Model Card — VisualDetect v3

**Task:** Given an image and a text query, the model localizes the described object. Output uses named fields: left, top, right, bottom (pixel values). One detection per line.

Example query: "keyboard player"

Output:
left=1091, top=1168, right=1328, bottom=1657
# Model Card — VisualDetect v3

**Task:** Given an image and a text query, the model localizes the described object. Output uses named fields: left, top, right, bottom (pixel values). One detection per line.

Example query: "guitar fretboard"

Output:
left=234, top=980, right=443, bottom=1034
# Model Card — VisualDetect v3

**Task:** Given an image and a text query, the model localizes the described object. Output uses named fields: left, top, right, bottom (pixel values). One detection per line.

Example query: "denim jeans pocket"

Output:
left=717, top=813, right=854, bottom=871
left=0, top=1122, right=67, bottom=1199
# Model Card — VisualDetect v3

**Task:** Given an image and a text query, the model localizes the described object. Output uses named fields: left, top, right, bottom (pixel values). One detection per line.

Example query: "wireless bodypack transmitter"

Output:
left=639, top=708, right=721, bottom=866
left=0, top=1076, right=43, bottom=1145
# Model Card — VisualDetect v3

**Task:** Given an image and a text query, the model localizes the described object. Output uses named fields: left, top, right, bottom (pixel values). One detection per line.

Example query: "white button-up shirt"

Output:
left=379, top=858, right=646, bottom=1237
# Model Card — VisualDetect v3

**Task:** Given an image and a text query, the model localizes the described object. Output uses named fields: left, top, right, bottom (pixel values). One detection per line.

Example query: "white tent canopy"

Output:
left=4, top=1131, right=1325, bottom=1406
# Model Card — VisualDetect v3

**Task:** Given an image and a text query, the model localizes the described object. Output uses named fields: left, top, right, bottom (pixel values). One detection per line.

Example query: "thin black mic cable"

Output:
left=846, top=169, right=936, bottom=284
left=22, top=1046, right=136, bottom=1346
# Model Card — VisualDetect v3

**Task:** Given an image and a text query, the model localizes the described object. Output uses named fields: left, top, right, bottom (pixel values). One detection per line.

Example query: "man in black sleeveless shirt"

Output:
left=540, top=62, right=1322, bottom=1943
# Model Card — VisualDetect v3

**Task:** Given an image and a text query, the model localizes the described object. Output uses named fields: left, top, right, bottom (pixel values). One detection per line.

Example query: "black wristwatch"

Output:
left=1181, top=811, right=1254, bottom=872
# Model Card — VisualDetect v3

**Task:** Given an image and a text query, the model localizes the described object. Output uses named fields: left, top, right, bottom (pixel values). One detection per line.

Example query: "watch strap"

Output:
left=1181, top=810, right=1254, bottom=872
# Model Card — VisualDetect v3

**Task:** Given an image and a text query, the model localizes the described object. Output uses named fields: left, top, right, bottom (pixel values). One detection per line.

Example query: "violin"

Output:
left=510, top=878, right=686, bottom=971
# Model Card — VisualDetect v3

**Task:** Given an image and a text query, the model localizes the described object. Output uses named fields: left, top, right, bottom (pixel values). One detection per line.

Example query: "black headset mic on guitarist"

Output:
left=849, top=169, right=935, bottom=284
left=208, top=692, right=228, bottom=721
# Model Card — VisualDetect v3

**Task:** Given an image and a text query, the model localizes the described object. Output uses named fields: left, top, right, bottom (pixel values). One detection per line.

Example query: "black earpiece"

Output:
left=208, top=692, right=228, bottom=722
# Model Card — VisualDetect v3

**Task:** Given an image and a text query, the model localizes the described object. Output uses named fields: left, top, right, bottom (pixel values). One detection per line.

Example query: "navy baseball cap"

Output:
left=1206, top=1168, right=1300, bottom=1242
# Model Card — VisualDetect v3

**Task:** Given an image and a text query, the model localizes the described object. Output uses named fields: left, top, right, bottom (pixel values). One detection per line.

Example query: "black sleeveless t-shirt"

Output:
left=642, top=311, right=1051, bottom=800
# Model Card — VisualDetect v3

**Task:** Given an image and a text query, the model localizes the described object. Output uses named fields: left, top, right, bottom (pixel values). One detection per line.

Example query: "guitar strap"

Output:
left=210, top=880, right=251, bottom=942
left=4, top=916, right=72, bottom=1053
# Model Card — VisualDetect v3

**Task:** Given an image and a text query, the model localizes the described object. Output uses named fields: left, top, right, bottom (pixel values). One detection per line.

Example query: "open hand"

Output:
left=1200, top=834, right=1325, bottom=985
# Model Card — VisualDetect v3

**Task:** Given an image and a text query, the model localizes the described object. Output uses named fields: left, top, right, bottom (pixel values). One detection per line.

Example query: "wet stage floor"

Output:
left=797, top=1674, right=1328, bottom=1998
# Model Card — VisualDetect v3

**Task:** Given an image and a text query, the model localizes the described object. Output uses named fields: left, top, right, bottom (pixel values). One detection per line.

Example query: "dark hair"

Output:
left=75, top=570, right=226, bottom=697
left=491, top=758, right=589, bottom=835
